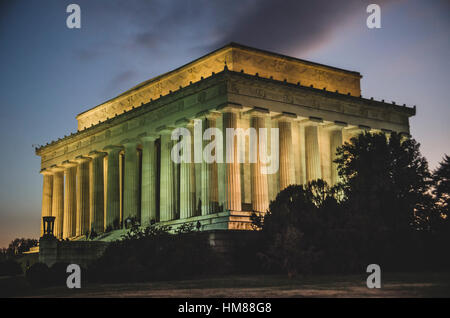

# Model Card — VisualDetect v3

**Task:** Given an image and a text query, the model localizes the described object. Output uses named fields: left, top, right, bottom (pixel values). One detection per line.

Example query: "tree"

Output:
left=252, top=181, right=346, bottom=276
left=334, top=132, right=434, bottom=270
left=335, top=132, right=432, bottom=232
left=433, top=154, right=450, bottom=217
left=5, top=238, right=38, bottom=256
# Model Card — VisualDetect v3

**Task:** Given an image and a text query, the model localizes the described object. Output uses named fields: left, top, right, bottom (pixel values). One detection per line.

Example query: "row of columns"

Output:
left=40, top=109, right=347, bottom=239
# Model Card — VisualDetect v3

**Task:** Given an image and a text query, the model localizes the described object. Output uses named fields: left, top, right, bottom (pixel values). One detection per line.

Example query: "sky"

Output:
left=0, top=0, right=448, bottom=248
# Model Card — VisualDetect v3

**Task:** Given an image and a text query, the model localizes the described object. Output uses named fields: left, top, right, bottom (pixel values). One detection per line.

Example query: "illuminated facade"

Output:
left=35, top=43, right=415, bottom=240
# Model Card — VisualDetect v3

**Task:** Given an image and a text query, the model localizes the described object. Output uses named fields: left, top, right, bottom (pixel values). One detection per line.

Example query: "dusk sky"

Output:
left=0, top=0, right=448, bottom=248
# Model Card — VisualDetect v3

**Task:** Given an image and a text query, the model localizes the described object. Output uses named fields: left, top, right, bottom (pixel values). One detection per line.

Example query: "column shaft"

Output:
left=160, top=133, right=175, bottom=221
left=89, top=152, right=106, bottom=233
left=141, top=138, right=157, bottom=225
left=76, top=158, right=90, bottom=237
left=105, top=147, right=121, bottom=229
left=279, top=120, right=293, bottom=190
left=52, top=170, right=64, bottom=239
left=40, top=172, right=53, bottom=236
left=305, top=125, right=322, bottom=181
left=180, top=126, right=195, bottom=219
left=63, top=165, right=77, bottom=239
left=330, top=129, right=343, bottom=185
left=251, top=116, right=269, bottom=212
left=123, top=143, right=140, bottom=222
left=223, top=111, right=242, bottom=211
left=201, top=117, right=218, bottom=215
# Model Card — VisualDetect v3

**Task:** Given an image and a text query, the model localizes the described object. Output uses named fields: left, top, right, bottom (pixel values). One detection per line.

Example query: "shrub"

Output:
left=0, top=259, right=23, bottom=277
left=26, top=262, right=51, bottom=288
left=49, top=262, right=71, bottom=287
left=88, top=225, right=220, bottom=283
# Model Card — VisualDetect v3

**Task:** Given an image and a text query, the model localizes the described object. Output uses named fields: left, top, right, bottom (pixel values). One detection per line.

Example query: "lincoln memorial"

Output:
left=35, top=43, right=415, bottom=240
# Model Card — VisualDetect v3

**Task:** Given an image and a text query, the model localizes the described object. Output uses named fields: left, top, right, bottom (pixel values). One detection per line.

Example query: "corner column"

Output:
left=40, top=169, right=53, bottom=237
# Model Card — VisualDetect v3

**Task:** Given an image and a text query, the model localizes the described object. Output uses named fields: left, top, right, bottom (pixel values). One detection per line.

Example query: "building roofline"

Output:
left=76, top=42, right=362, bottom=119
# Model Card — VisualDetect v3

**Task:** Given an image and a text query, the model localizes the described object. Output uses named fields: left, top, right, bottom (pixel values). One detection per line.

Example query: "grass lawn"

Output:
left=2, top=272, right=450, bottom=298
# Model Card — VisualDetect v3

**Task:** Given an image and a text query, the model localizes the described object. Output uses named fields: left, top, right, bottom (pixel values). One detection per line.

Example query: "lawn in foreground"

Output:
left=8, top=272, right=449, bottom=298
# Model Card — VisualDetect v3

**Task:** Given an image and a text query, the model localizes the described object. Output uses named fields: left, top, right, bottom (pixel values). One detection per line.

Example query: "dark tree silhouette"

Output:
left=433, top=154, right=450, bottom=217
left=5, top=238, right=38, bottom=256
left=335, top=132, right=432, bottom=232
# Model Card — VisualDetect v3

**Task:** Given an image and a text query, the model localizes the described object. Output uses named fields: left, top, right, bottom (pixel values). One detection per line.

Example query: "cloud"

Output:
left=107, top=70, right=138, bottom=93
left=71, top=0, right=401, bottom=90
left=204, top=0, right=400, bottom=55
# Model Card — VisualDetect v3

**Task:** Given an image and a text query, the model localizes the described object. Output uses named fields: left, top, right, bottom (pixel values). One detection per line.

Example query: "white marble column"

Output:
left=104, top=145, right=122, bottom=229
left=75, top=156, right=90, bottom=237
left=40, top=169, right=53, bottom=237
left=62, top=161, right=77, bottom=239
left=89, top=151, right=106, bottom=233
left=330, top=127, right=343, bottom=185
left=250, top=113, right=269, bottom=212
left=180, top=124, right=196, bottom=219
left=305, top=124, right=322, bottom=181
left=160, top=129, right=175, bottom=221
left=51, top=166, right=65, bottom=239
left=278, top=118, right=294, bottom=190
left=201, top=115, right=219, bottom=215
left=122, top=139, right=140, bottom=223
left=222, top=109, right=242, bottom=211
left=140, top=135, right=157, bottom=226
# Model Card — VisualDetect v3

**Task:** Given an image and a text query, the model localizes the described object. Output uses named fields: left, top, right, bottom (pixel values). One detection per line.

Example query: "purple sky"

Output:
left=0, top=0, right=448, bottom=248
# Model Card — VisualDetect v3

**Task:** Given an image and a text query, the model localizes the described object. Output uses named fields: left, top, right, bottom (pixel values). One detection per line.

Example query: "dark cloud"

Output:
left=108, top=70, right=138, bottom=92
left=71, top=0, right=399, bottom=89
left=205, top=0, right=399, bottom=54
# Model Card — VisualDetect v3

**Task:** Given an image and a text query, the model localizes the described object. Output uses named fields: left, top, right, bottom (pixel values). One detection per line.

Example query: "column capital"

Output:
left=103, top=145, right=123, bottom=153
left=243, top=107, right=270, bottom=118
left=215, top=102, right=243, bottom=114
left=88, top=150, right=107, bottom=158
left=120, top=138, right=140, bottom=146
left=40, top=168, right=53, bottom=176
left=272, top=111, right=297, bottom=122
left=74, top=155, right=91, bottom=163
left=174, top=117, right=191, bottom=127
left=156, top=125, right=175, bottom=135
left=49, top=164, right=65, bottom=173
left=324, top=120, right=347, bottom=130
left=138, top=132, right=158, bottom=142
left=61, top=160, right=78, bottom=169
left=358, top=124, right=371, bottom=132
left=300, top=116, right=324, bottom=127
left=195, top=110, right=221, bottom=120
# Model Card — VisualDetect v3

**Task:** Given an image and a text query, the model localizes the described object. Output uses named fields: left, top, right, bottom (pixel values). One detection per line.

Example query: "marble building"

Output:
left=35, top=43, right=415, bottom=239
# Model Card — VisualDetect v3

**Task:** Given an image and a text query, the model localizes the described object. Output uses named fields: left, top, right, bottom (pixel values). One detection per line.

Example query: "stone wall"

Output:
left=39, top=237, right=109, bottom=268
